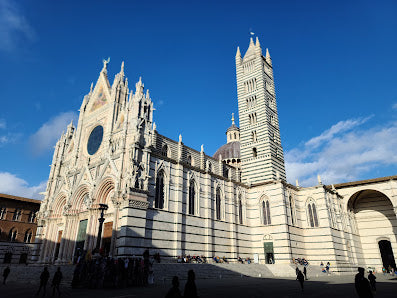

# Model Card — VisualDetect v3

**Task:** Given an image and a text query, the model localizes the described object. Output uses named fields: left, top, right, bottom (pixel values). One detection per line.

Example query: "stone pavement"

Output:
left=1, top=273, right=396, bottom=298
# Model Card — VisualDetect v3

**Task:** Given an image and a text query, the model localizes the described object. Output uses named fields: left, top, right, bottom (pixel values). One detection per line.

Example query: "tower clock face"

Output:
left=87, top=125, right=104, bottom=155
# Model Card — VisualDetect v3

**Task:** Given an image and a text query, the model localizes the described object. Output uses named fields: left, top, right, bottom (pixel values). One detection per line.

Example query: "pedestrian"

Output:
left=355, top=267, right=373, bottom=298
left=368, top=270, right=376, bottom=291
left=3, top=266, right=10, bottom=285
left=36, top=267, right=50, bottom=296
left=165, top=276, right=182, bottom=298
left=297, top=269, right=304, bottom=291
left=52, top=267, right=63, bottom=297
left=184, top=269, right=198, bottom=298
left=295, top=266, right=299, bottom=279
left=303, top=266, right=308, bottom=280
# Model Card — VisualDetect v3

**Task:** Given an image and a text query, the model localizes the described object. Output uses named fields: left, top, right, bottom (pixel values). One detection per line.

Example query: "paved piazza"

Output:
left=1, top=272, right=396, bottom=297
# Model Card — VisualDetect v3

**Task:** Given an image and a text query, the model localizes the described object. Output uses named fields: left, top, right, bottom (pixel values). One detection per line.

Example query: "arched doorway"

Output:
left=378, top=240, right=396, bottom=271
left=348, top=189, right=397, bottom=271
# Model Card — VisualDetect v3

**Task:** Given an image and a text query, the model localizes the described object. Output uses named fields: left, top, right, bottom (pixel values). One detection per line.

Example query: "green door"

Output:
left=264, top=242, right=274, bottom=264
left=74, top=219, right=88, bottom=263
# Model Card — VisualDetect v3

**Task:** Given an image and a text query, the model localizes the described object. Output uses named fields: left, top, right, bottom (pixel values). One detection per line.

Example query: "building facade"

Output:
left=36, top=38, right=397, bottom=273
left=0, top=193, right=40, bottom=264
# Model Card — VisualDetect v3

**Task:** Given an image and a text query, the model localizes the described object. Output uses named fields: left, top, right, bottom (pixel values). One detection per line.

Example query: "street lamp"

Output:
left=95, top=203, right=108, bottom=252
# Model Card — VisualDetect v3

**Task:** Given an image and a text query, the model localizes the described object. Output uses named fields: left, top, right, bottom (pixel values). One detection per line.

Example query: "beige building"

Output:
left=36, top=38, right=397, bottom=273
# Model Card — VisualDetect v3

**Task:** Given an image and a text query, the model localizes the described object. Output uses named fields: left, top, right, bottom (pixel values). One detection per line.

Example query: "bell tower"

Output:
left=236, top=37, right=286, bottom=184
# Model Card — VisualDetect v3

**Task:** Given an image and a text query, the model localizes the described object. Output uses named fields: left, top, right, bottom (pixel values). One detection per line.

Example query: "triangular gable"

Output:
left=88, top=72, right=112, bottom=113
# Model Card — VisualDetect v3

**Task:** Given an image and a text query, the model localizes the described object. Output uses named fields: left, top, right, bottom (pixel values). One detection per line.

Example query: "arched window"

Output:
left=262, top=200, right=271, bottom=225
left=289, top=196, right=295, bottom=225
left=188, top=179, right=196, bottom=215
left=187, top=154, right=192, bottom=166
left=24, top=230, right=33, bottom=243
left=28, top=211, right=36, bottom=223
left=238, top=195, right=243, bottom=224
left=161, top=144, right=168, bottom=157
left=0, top=207, right=6, bottom=220
left=216, top=187, right=221, bottom=220
left=207, top=162, right=212, bottom=173
left=13, top=209, right=21, bottom=221
left=155, top=170, right=165, bottom=209
left=8, top=228, right=17, bottom=242
left=308, top=202, right=319, bottom=227
left=252, top=148, right=257, bottom=157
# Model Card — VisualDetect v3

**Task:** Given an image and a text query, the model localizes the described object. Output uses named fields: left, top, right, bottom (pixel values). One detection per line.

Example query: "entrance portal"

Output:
left=378, top=240, right=396, bottom=271
left=263, top=242, right=274, bottom=264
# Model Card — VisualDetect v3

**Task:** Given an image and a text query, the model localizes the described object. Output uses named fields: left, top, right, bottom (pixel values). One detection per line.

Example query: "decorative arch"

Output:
left=306, top=198, right=319, bottom=227
left=8, top=227, right=17, bottom=242
left=155, top=169, right=166, bottom=209
left=161, top=144, right=169, bottom=157
left=71, top=184, right=91, bottom=212
left=52, top=193, right=67, bottom=218
left=24, top=229, right=33, bottom=243
left=94, top=177, right=116, bottom=205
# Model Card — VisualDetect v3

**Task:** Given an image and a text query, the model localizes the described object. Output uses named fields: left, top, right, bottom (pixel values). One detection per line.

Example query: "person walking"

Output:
left=355, top=267, right=373, bottom=298
left=297, top=269, right=305, bottom=291
left=3, top=266, right=10, bottom=285
left=165, top=276, right=182, bottom=298
left=303, top=266, right=308, bottom=280
left=184, top=269, right=198, bottom=298
left=36, top=267, right=50, bottom=296
left=368, top=270, right=376, bottom=292
left=52, top=267, right=63, bottom=297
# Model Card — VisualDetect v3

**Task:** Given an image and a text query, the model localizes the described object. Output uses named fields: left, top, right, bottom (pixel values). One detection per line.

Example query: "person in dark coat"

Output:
left=36, top=267, right=50, bottom=296
left=3, top=266, right=10, bottom=285
left=355, top=267, right=373, bottom=298
left=184, top=269, right=198, bottom=298
left=368, top=270, right=376, bottom=291
left=52, top=267, right=63, bottom=296
left=297, top=269, right=304, bottom=291
left=165, top=276, right=182, bottom=298
left=303, top=266, right=308, bottom=280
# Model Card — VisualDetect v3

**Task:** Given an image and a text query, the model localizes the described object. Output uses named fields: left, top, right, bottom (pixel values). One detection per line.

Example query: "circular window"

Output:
left=87, top=125, right=103, bottom=155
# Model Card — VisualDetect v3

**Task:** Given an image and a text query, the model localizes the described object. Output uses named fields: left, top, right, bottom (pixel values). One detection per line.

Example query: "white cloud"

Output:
left=0, top=172, right=46, bottom=200
left=392, top=103, right=397, bottom=110
left=29, top=111, right=78, bottom=156
left=0, top=0, right=36, bottom=51
left=285, top=117, right=397, bottom=186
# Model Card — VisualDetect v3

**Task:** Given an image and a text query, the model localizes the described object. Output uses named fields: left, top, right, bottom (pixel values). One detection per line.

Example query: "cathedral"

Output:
left=35, top=38, right=397, bottom=273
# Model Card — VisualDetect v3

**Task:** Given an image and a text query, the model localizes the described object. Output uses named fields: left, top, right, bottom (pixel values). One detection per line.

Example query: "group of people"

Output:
left=293, top=257, right=309, bottom=266
left=320, top=261, right=331, bottom=274
left=177, top=255, right=207, bottom=264
left=237, top=256, right=252, bottom=264
left=355, top=267, right=377, bottom=298
left=165, top=269, right=198, bottom=298
left=71, top=252, right=153, bottom=289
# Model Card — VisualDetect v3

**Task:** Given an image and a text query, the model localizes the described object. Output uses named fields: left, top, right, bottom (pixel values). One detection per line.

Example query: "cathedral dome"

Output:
left=213, top=141, right=240, bottom=160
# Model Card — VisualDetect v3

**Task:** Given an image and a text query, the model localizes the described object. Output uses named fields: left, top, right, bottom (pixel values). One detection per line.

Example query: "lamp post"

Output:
left=96, top=203, right=108, bottom=252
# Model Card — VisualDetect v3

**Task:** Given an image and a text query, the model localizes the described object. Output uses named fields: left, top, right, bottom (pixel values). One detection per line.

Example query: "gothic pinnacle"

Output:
left=236, top=46, right=241, bottom=57
left=255, top=36, right=260, bottom=47
left=249, top=37, right=254, bottom=45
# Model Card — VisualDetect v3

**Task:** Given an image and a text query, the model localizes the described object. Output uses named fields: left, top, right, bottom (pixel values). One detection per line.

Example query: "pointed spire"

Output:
left=179, top=134, right=182, bottom=143
left=249, top=37, right=254, bottom=45
left=146, top=89, right=150, bottom=98
left=317, top=174, right=322, bottom=185
left=236, top=46, right=241, bottom=57
left=255, top=36, right=260, bottom=47
left=135, top=76, right=144, bottom=94
left=121, top=61, right=124, bottom=73
left=266, top=48, right=272, bottom=66
left=153, top=122, right=156, bottom=131
left=90, top=82, right=93, bottom=93
left=231, top=113, right=235, bottom=125
left=296, top=179, right=300, bottom=187
left=201, top=144, right=204, bottom=153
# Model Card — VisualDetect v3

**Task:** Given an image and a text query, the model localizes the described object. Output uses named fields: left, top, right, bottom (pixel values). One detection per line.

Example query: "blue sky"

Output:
left=0, top=0, right=397, bottom=199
